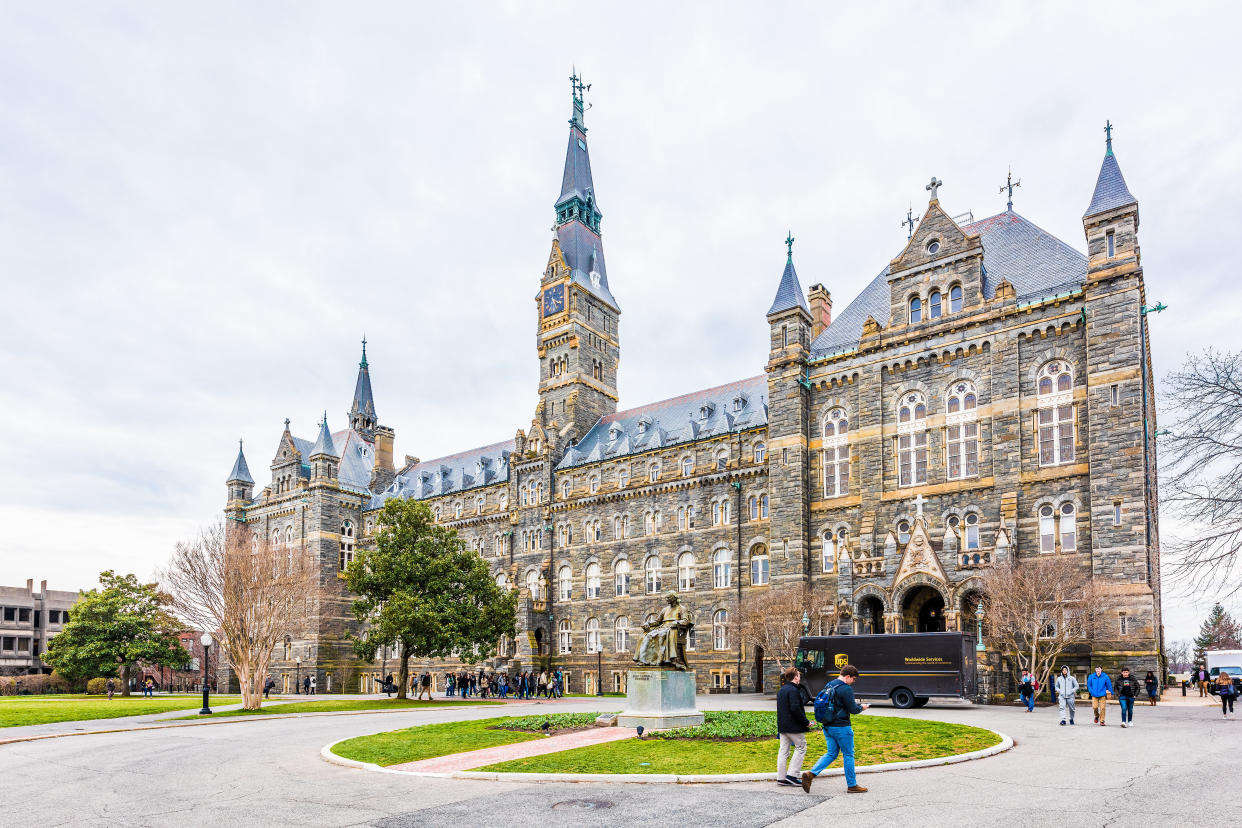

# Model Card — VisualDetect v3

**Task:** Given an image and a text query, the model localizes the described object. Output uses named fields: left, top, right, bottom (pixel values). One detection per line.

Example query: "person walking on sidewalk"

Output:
left=1196, top=666, right=1209, bottom=697
left=1144, top=671, right=1158, bottom=706
left=1217, top=670, right=1237, bottom=717
left=1018, top=669, right=1036, bottom=713
left=1115, top=667, right=1140, bottom=728
left=776, top=667, right=811, bottom=787
left=801, top=664, right=870, bottom=795
left=1055, top=666, right=1079, bottom=726
left=1087, top=666, right=1112, bottom=726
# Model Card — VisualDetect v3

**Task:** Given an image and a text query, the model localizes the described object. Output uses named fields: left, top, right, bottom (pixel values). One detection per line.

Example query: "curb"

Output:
left=320, top=728, right=1014, bottom=784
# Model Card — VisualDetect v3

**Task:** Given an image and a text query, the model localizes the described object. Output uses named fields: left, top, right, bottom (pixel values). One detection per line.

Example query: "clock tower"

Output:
left=535, top=72, right=620, bottom=452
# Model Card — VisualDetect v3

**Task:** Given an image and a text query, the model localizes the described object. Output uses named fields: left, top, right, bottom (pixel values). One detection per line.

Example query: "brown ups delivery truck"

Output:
left=794, top=632, right=978, bottom=709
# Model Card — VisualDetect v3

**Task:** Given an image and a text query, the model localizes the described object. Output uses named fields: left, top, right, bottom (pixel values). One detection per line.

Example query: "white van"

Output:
left=1206, top=649, right=1242, bottom=695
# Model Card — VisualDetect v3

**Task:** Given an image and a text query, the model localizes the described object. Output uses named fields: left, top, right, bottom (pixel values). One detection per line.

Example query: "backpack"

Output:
left=813, top=681, right=839, bottom=726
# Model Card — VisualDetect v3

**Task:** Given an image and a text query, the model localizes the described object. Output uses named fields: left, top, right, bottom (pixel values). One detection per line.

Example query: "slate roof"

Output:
left=767, top=256, right=810, bottom=315
left=809, top=211, right=1088, bottom=358
left=557, top=124, right=599, bottom=212
left=350, top=357, right=376, bottom=423
left=310, top=417, right=337, bottom=458
left=370, top=439, right=515, bottom=509
left=1084, top=150, right=1137, bottom=217
left=557, top=376, right=768, bottom=470
left=227, top=441, right=253, bottom=485
left=334, top=430, right=376, bottom=494
left=557, top=220, right=619, bottom=310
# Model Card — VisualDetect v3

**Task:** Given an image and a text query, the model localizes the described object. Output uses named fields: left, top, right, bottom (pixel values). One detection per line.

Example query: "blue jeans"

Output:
left=1021, top=692, right=1034, bottom=711
left=809, top=726, right=857, bottom=787
left=1119, top=696, right=1134, bottom=723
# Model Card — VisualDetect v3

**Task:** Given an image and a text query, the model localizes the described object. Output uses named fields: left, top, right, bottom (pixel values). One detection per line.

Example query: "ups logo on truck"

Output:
left=834, top=653, right=848, bottom=668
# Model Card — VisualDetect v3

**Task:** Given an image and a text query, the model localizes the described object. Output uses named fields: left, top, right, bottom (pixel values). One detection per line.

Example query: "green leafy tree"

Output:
left=345, top=498, right=517, bottom=699
left=43, top=571, right=190, bottom=694
left=1192, top=603, right=1241, bottom=665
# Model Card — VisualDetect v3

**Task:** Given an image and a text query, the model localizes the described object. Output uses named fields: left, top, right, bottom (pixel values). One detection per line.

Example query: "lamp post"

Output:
left=801, top=610, right=810, bottom=637
left=198, top=632, right=213, bottom=715
left=595, top=644, right=603, bottom=697
left=975, top=603, right=986, bottom=653
left=295, top=656, right=302, bottom=694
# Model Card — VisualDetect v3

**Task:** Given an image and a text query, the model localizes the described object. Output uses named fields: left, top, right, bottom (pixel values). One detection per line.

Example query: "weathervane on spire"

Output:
left=360, top=335, right=368, bottom=368
left=999, top=168, right=1021, bottom=211
left=785, top=230, right=795, bottom=259
left=1104, top=120, right=1114, bottom=155
left=901, top=204, right=918, bottom=239
left=569, top=67, right=592, bottom=130
left=926, top=176, right=943, bottom=202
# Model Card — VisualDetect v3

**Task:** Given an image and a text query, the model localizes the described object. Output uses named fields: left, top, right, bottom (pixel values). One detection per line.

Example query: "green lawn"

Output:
left=481, top=714, right=1000, bottom=774
left=0, top=696, right=241, bottom=728
left=173, top=698, right=495, bottom=720
left=331, top=712, right=612, bottom=765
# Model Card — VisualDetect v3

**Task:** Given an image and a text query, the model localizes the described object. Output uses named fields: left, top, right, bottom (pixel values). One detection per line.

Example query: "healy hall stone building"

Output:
left=223, top=82, right=1162, bottom=695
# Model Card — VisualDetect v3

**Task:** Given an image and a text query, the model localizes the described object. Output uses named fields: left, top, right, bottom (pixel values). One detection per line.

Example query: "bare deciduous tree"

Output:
left=732, top=586, right=832, bottom=671
left=162, top=521, right=314, bottom=710
left=981, top=555, right=1101, bottom=692
left=1162, top=349, right=1242, bottom=597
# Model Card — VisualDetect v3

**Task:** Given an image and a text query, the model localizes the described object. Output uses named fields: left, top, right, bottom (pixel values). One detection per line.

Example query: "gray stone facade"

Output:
left=222, top=91, right=1162, bottom=696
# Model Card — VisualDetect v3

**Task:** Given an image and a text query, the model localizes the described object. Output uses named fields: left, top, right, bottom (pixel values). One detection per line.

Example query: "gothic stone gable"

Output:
left=886, top=199, right=985, bottom=326
left=892, top=519, right=948, bottom=589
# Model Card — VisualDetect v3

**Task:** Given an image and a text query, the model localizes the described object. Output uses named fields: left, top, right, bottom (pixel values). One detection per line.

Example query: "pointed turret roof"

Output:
left=1084, top=124, right=1137, bottom=217
left=767, top=234, right=810, bottom=316
left=227, top=439, right=253, bottom=484
left=348, top=338, right=376, bottom=428
left=310, top=413, right=337, bottom=458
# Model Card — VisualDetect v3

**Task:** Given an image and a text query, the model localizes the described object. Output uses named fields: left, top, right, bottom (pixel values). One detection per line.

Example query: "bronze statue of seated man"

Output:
left=634, top=591, right=693, bottom=671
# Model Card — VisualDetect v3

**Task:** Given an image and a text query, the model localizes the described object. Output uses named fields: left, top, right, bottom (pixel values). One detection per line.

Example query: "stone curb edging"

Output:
left=320, top=728, right=1014, bottom=784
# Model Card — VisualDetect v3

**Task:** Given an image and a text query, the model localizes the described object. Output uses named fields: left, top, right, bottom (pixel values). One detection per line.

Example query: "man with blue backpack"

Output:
left=801, top=663, right=870, bottom=794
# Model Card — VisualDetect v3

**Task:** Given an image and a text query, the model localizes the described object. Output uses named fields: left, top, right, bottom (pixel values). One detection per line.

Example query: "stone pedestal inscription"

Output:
left=616, top=668, right=704, bottom=730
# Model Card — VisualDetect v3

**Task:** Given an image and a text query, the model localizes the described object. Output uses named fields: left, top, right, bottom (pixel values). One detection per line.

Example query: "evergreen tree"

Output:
left=1192, top=603, right=1241, bottom=664
left=43, top=571, right=190, bottom=694
left=345, top=497, right=518, bottom=698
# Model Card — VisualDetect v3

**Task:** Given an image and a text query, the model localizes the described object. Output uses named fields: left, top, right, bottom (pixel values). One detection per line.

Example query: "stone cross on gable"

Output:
left=912, top=493, right=927, bottom=520
left=926, top=177, right=943, bottom=201
left=901, top=205, right=918, bottom=240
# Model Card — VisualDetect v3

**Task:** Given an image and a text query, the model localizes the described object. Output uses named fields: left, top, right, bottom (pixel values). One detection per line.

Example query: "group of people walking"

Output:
left=442, top=669, right=563, bottom=700
left=1053, top=665, right=1158, bottom=727
left=775, top=664, right=870, bottom=795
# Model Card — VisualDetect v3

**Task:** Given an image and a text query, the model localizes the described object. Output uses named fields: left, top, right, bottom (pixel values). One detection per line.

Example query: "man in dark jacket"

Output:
left=802, top=664, right=869, bottom=794
left=776, top=667, right=811, bottom=786
left=1115, top=667, right=1141, bottom=728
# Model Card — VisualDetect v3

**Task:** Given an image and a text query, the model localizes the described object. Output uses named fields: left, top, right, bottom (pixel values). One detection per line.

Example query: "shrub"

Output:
left=86, top=677, right=111, bottom=695
left=0, top=676, right=15, bottom=696
left=16, top=674, right=54, bottom=695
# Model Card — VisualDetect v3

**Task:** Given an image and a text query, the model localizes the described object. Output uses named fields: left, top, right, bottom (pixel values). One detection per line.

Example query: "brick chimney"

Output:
left=370, top=425, right=397, bottom=491
left=808, top=284, right=833, bottom=339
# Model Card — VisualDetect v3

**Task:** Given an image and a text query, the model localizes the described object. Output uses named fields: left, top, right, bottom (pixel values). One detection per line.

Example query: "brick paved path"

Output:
left=389, top=726, right=637, bottom=772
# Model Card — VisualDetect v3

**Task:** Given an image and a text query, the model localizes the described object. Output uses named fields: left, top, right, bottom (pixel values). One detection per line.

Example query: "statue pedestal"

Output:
left=617, top=669, right=703, bottom=730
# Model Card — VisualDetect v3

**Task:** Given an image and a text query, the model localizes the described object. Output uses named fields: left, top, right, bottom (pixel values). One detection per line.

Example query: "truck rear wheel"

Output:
left=912, top=697, right=929, bottom=708
left=891, top=687, right=915, bottom=709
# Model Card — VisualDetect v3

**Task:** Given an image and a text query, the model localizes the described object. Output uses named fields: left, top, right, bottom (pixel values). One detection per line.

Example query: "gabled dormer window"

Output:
left=699, top=403, right=715, bottom=421
left=637, top=417, right=651, bottom=434
left=732, top=394, right=747, bottom=412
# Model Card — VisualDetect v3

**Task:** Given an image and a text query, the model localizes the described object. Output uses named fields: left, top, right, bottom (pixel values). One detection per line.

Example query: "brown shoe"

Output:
left=847, top=785, right=869, bottom=793
left=800, top=772, right=814, bottom=793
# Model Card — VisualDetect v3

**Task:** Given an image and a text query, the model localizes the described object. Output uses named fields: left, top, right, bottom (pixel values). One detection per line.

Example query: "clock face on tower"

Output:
left=542, top=284, right=565, bottom=317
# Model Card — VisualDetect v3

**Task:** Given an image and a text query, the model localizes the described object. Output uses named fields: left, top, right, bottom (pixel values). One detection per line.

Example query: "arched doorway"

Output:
left=752, top=645, right=765, bottom=693
left=856, top=596, right=884, bottom=634
left=901, top=586, right=946, bottom=632
left=534, top=628, right=545, bottom=656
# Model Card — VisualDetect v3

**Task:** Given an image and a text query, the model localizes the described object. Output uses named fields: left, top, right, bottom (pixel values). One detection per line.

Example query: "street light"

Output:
left=595, top=644, right=603, bottom=697
left=198, top=632, right=213, bottom=715
left=975, top=603, right=986, bottom=653
left=295, top=656, right=302, bottom=695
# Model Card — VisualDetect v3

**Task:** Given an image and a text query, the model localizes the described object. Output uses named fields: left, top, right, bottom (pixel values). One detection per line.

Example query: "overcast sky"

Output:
left=2, top=2, right=1239, bottom=643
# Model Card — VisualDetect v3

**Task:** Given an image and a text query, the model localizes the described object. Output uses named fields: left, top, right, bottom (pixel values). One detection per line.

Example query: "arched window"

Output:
left=525, top=569, right=542, bottom=601
left=1039, top=505, right=1056, bottom=553
left=614, top=559, right=631, bottom=597
left=1060, top=503, right=1077, bottom=551
left=498, top=491, right=507, bottom=511
left=681, top=456, right=694, bottom=477
left=586, top=562, right=601, bottom=598
left=644, top=511, right=655, bottom=535
left=715, top=449, right=729, bottom=471
left=713, top=609, right=729, bottom=650
left=562, top=480, right=571, bottom=499
left=929, top=289, right=942, bottom=319
left=1037, top=362, right=1075, bottom=466
left=909, top=295, right=922, bottom=324
left=897, top=392, right=929, bottom=486
left=648, top=463, right=660, bottom=483
left=558, top=619, right=572, bottom=654
left=284, top=526, right=294, bottom=546
left=946, top=381, right=979, bottom=480
left=823, top=528, right=846, bottom=573
left=589, top=475, right=600, bottom=494
left=615, top=616, right=630, bottom=652
left=283, top=637, right=291, bottom=661
left=271, top=529, right=280, bottom=547
left=748, top=495, right=758, bottom=520
left=750, top=545, right=770, bottom=586
left=614, top=516, right=624, bottom=540
left=618, top=467, right=629, bottom=489
left=495, top=572, right=508, bottom=590
left=586, top=617, right=601, bottom=653
left=645, top=556, right=662, bottom=593
left=339, top=520, right=355, bottom=570
left=713, top=549, right=731, bottom=589
left=433, top=506, right=440, bottom=521
left=476, top=496, right=484, bottom=515
left=822, top=408, right=850, bottom=497
left=536, top=482, right=544, bottom=503
left=753, top=442, right=767, bottom=463
left=760, top=495, right=769, bottom=519
left=949, top=284, right=963, bottom=313
left=454, top=502, right=463, bottom=519
left=558, top=565, right=572, bottom=601
left=678, top=552, right=696, bottom=591
left=963, top=512, right=980, bottom=550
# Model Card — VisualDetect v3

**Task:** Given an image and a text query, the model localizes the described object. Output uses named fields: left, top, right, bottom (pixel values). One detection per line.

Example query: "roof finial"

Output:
left=901, top=204, right=918, bottom=240
left=283, top=418, right=290, bottom=431
left=360, top=335, right=368, bottom=369
left=926, top=176, right=943, bottom=202
left=999, top=168, right=1021, bottom=212
left=239, top=438, right=244, bottom=450
left=322, top=410, right=328, bottom=427
left=1104, top=120, right=1114, bottom=156
left=569, top=67, right=591, bottom=130
left=784, top=230, right=795, bottom=260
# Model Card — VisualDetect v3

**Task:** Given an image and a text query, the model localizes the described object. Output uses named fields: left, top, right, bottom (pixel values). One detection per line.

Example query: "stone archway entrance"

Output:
left=856, top=596, right=884, bottom=634
left=901, top=586, right=946, bottom=633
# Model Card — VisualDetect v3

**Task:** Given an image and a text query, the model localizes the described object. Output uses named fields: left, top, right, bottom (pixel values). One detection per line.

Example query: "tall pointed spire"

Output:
left=227, top=439, right=253, bottom=484
left=1084, top=121, right=1137, bottom=217
left=311, top=412, right=337, bottom=458
left=767, top=231, right=810, bottom=316
left=348, top=337, right=377, bottom=434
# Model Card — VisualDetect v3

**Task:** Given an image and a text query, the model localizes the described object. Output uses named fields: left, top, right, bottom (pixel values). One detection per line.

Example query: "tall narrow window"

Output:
left=645, top=557, right=662, bottom=594
left=753, top=442, right=766, bottom=463
left=1039, top=505, right=1056, bottom=553
left=589, top=476, right=600, bottom=494
left=1111, top=384, right=1119, bottom=405
left=678, top=552, right=696, bottom=591
left=586, top=617, right=600, bottom=652
left=949, top=284, right=963, bottom=313
left=644, top=511, right=655, bottom=535
left=614, top=559, right=631, bottom=597
left=748, top=496, right=758, bottom=520
left=558, top=565, right=572, bottom=601
left=760, top=495, right=769, bottom=519
left=558, top=620, right=572, bottom=654
left=618, top=468, right=629, bottom=489
left=750, top=545, right=770, bottom=586
left=614, top=515, right=623, bottom=540
left=713, top=610, right=729, bottom=650
left=681, top=456, right=694, bottom=477
left=1106, top=230, right=1115, bottom=257
left=649, top=463, right=660, bottom=483
left=1059, top=503, right=1077, bottom=551
left=713, top=549, right=731, bottom=588
left=1113, top=501, right=1122, bottom=526
left=339, top=520, right=355, bottom=570
left=946, top=382, right=979, bottom=480
left=822, top=528, right=846, bottom=573
left=1037, top=362, right=1075, bottom=466
left=614, top=616, right=630, bottom=652
left=712, top=502, right=721, bottom=526
left=909, top=296, right=922, bottom=324
left=929, top=290, right=942, bottom=319
left=964, top=513, right=980, bottom=550
left=562, top=480, right=571, bottom=499
left=897, top=392, right=929, bottom=486
left=822, top=408, right=850, bottom=497
left=586, top=562, right=600, bottom=599
left=781, top=325, right=788, bottom=348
